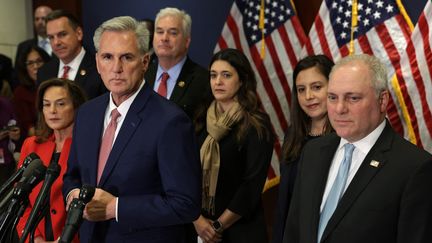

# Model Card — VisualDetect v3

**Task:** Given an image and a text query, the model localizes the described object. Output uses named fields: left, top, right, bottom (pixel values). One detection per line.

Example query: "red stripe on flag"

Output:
left=249, top=46, right=289, bottom=130
left=226, top=14, right=243, bottom=51
left=315, top=16, right=333, bottom=58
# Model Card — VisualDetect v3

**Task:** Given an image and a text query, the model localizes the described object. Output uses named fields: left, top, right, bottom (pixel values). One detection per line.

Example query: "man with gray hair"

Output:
left=145, top=7, right=210, bottom=118
left=283, top=54, right=432, bottom=243
left=63, top=16, right=201, bottom=242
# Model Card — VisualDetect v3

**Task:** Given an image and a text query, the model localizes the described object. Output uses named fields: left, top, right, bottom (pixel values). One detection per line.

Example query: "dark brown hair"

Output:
left=194, top=48, right=273, bottom=142
left=16, top=44, right=50, bottom=89
left=35, top=78, right=87, bottom=143
left=281, top=55, right=334, bottom=163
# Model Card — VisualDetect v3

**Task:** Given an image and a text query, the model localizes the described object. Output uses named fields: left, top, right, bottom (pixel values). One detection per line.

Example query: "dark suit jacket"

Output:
left=63, top=83, right=202, bottom=242
left=283, top=121, right=432, bottom=243
left=37, top=50, right=107, bottom=99
left=144, top=57, right=210, bottom=118
left=17, top=136, right=78, bottom=242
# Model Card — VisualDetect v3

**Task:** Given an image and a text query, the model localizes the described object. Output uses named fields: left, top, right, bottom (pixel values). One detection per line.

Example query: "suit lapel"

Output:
left=169, top=58, right=195, bottom=103
left=309, top=135, right=340, bottom=237
left=98, top=84, right=151, bottom=186
left=88, top=95, right=110, bottom=185
left=321, top=123, right=393, bottom=241
left=74, top=51, right=93, bottom=84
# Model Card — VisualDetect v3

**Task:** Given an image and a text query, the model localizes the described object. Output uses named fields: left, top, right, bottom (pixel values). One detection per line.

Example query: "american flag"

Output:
left=394, top=0, right=432, bottom=152
left=215, top=0, right=307, bottom=189
left=303, top=0, right=412, bottom=136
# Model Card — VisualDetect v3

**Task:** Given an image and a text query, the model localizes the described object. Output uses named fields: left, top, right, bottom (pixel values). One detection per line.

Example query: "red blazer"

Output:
left=17, top=135, right=78, bottom=242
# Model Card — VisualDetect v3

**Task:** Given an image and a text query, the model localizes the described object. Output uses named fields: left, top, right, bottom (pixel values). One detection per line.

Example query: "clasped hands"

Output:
left=193, top=215, right=222, bottom=243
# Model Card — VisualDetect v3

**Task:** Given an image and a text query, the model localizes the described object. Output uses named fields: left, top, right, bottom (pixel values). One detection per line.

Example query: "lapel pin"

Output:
left=80, top=69, right=86, bottom=76
left=178, top=81, right=185, bottom=87
left=370, top=160, right=380, bottom=168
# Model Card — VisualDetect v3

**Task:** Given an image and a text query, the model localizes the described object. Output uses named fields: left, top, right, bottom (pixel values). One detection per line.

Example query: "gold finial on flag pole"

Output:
left=259, top=0, right=265, bottom=59
left=349, top=0, right=358, bottom=55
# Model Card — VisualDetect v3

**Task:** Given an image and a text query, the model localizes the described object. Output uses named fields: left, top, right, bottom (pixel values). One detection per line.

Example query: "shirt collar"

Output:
left=59, top=47, right=86, bottom=71
left=156, top=56, right=187, bottom=82
left=107, top=79, right=145, bottom=118
left=337, top=120, right=386, bottom=154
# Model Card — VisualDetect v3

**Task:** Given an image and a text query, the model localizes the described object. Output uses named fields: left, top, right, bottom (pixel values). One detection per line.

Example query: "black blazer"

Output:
left=283, top=121, right=432, bottom=243
left=194, top=117, right=274, bottom=243
left=144, top=57, right=210, bottom=118
left=37, top=50, right=107, bottom=100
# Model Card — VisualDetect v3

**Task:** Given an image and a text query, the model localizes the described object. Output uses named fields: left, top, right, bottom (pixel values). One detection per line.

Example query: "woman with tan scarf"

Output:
left=191, top=48, right=274, bottom=243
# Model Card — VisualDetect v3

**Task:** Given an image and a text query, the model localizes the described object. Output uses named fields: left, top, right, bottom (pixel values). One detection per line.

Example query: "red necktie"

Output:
left=97, top=109, right=121, bottom=183
left=62, top=66, right=71, bottom=79
left=157, top=72, right=169, bottom=97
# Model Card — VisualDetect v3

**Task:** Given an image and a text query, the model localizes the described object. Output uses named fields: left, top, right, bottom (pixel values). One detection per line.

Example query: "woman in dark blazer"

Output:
left=192, top=48, right=274, bottom=243
left=272, top=55, right=334, bottom=243
left=17, top=78, right=86, bottom=243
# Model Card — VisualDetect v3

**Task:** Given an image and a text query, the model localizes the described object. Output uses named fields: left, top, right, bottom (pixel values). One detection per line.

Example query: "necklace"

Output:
left=308, top=131, right=323, bottom=137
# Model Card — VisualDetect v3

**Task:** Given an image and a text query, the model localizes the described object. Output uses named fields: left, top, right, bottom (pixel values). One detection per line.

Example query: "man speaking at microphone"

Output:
left=62, top=16, right=201, bottom=242
left=17, top=79, right=87, bottom=243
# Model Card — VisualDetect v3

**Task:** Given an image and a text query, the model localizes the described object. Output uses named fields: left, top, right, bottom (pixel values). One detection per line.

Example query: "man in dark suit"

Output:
left=62, top=16, right=201, bottom=242
left=144, top=7, right=210, bottom=118
left=37, top=10, right=107, bottom=99
left=283, top=54, right=432, bottom=243
left=15, top=5, right=53, bottom=65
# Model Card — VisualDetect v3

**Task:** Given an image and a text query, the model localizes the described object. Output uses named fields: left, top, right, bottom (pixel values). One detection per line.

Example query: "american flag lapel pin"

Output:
left=370, top=160, right=380, bottom=168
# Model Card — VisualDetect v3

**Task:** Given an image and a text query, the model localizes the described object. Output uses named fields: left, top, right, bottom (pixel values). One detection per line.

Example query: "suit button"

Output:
left=51, top=209, right=57, bottom=215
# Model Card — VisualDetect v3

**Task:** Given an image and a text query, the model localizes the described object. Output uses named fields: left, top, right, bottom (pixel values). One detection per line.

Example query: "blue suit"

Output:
left=63, top=83, right=202, bottom=242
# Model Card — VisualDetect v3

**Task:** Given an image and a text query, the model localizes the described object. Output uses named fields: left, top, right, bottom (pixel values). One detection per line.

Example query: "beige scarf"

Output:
left=200, top=100, right=243, bottom=214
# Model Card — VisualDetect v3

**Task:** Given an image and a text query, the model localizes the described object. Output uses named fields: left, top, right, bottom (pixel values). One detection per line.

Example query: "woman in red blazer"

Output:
left=17, top=78, right=86, bottom=243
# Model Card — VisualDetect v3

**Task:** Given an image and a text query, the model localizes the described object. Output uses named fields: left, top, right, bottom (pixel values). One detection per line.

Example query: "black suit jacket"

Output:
left=144, top=57, right=210, bottom=118
left=37, top=50, right=107, bottom=100
left=283, top=121, right=432, bottom=243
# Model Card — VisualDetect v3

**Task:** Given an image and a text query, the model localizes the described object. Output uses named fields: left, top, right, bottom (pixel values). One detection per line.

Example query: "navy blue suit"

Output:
left=63, top=83, right=202, bottom=242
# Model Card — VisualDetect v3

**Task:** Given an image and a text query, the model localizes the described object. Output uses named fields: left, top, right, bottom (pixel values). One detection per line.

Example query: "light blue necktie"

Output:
left=318, top=143, right=355, bottom=242
left=39, top=39, right=49, bottom=53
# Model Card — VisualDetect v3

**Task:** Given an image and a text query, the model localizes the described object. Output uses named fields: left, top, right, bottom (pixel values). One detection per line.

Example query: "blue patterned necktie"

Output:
left=318, top=143, right=355, bottom=242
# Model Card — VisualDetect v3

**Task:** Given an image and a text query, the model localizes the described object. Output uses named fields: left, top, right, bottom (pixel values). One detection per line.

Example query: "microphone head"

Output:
left=21, top=152, right=40, bottom=168
left=79, top=185, right=95, bottom=204
left=46, top=161, right=61, bottom=178
left=13, top=159, right=47, bottom=200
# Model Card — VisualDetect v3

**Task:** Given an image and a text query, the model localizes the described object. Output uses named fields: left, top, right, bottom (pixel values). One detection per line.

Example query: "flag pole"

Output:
left=259, top=0, right=265, bottom=59
left=349, top=0, right=358, bottom=55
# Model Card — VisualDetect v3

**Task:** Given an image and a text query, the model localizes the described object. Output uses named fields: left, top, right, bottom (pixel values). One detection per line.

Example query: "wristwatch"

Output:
left=211, top=220, right=224, bottom=233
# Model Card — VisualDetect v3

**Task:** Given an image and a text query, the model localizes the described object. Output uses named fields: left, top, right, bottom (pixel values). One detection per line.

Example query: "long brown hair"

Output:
left=281, top=55, right=334, bottom=163
left=194, top=48, right=272, bottom=142
left=35, top=78, right=87, bottom=143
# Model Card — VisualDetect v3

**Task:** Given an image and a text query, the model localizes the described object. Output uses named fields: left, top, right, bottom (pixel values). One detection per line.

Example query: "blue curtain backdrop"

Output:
left=82, top=0, right=426, bottom=68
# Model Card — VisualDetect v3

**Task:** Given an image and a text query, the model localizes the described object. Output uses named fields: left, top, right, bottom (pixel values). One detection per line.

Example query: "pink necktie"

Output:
left=62, top=66, right=71, bottom=79
left=157, top=72, right=169, bottom=97
left=97, top=109, right=121, bottom=183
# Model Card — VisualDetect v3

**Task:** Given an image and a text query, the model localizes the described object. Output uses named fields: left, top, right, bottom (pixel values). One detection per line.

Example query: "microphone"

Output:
left=20, top=159, right=61, bottom=243
left=0, top=153, right=40, bottom=200
left=0, top=159, right=46, bottom=240
left=59, top=185, right=95, bottom=243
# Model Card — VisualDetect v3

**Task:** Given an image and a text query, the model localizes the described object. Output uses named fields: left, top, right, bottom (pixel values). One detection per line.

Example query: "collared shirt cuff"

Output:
left=115, top=197, right=119, bottom=222
left=65, top=188, right=80, bottom=204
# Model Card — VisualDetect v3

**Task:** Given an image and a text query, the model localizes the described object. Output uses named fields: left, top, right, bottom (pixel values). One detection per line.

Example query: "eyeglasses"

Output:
left=25, top=59, right=44, bottom=67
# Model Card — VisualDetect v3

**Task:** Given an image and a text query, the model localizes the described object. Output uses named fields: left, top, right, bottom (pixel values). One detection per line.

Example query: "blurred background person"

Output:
left=272, top=55, right=334, bottom=243
left=13, top=44, right=50, bottom=140
left=192, top=48, right=274, bottom=243
left=15, top=5, right=53, bottom=64
left=17, top=78, right=86, bottom=243
left=0, top=90, right=20, bottom=185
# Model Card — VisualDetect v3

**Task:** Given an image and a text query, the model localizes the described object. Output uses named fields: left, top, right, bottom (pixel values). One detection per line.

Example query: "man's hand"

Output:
left=83, top=188, right=116, bottom=221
